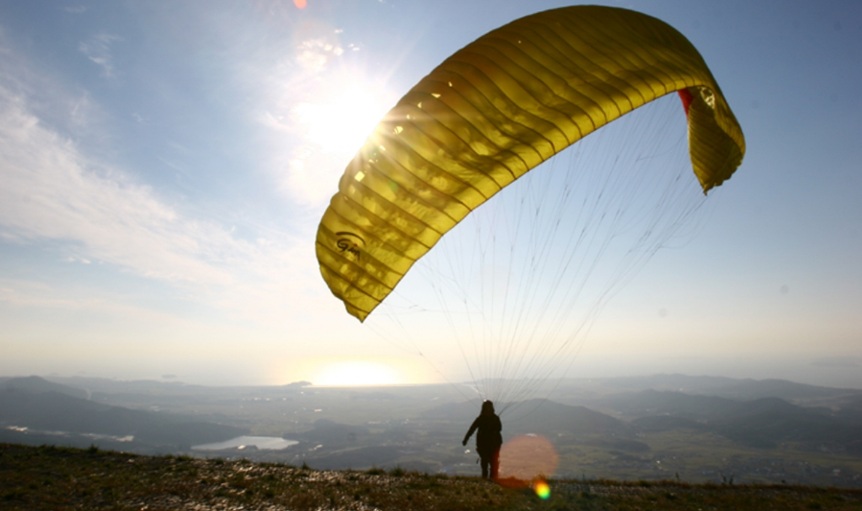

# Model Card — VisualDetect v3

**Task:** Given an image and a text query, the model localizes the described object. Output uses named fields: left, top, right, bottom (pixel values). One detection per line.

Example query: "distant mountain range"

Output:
left=422, top=389, right=862, bottom=456
left=0, top=376, right=246, bottom=452
left=2, top=373, right=861, bottom=486
left=603, top=389, right=862, bottom=453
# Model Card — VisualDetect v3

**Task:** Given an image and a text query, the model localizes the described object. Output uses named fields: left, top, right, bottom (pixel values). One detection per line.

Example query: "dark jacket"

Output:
left=464, top=412, right=502, bottom=457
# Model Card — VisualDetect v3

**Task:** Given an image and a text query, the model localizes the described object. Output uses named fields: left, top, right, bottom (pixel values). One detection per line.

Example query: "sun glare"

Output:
left=294, top=82, right=391, bottom=159
left=313, top=360, right=401, bottom=387
left=283, top=74, right=395, bottom=204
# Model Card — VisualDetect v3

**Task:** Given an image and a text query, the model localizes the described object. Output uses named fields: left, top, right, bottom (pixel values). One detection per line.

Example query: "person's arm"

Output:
left=462, top=417, right=479, bottom=446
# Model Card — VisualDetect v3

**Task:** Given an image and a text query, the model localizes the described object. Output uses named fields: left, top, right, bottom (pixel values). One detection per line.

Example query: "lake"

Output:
left=192, top=435, right=298, bottom=451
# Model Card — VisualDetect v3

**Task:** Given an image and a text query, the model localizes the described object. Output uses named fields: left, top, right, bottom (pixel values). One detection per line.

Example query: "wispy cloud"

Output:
left=296, top=36, right=344, bottom=74
left=0, top=87, right=232, bottom=285
left=0, top=14, right=370, bottom=337
left=0, top=78, right=331, bottom=326
left=79, top=33, right=122, bottom=78
left=64, top=5, right=89, bottom=15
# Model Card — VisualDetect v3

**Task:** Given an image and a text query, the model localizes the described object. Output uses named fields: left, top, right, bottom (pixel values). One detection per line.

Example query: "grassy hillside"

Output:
left=2, top=444, right=861, bottom=511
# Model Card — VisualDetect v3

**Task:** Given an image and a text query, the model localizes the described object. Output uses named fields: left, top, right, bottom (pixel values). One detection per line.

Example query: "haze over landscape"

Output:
left=3, top=373, right=862, bottom=489
left=1, top=0, right=861, bottom=390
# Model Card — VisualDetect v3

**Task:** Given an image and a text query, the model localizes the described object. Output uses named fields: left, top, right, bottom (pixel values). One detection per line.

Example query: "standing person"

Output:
left=462, top=400, right=503, bottom=480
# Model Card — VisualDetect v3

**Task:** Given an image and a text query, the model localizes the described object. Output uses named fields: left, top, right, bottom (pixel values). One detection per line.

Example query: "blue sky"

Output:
left=1, top=0, right=860, bottom=390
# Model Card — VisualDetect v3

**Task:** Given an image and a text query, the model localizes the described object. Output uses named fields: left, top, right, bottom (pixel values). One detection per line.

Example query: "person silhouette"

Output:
left=462, top=400, right=503, bottom=480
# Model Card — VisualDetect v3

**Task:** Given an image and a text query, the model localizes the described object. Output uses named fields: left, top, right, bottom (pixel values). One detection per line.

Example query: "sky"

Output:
left=1, top=0, right=861, bottom=391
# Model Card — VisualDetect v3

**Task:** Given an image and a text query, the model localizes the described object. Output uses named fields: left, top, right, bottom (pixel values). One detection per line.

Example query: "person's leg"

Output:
left=480, top=456, right=490, bottom=479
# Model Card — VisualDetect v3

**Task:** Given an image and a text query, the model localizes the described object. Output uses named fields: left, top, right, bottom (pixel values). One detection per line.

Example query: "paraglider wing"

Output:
left=316, top=5, right=745, bottom=321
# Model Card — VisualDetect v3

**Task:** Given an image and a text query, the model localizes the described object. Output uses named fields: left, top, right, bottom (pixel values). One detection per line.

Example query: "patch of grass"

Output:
left=388, top=466, right=407, bottom=477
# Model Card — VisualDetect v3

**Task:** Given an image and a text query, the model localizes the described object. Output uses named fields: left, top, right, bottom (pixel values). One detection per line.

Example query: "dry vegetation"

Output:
left=2, top=444, right=861, bottom=511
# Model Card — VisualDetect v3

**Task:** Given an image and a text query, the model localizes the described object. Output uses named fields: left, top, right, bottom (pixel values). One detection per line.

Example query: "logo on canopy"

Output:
left=336, top=231, right=365, bottom=260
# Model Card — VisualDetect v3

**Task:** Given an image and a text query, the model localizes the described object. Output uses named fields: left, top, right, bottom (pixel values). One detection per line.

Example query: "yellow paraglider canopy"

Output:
left=316, top=5, right=745, bottom=321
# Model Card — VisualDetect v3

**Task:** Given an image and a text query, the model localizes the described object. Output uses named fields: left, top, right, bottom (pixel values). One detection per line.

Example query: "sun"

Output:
left=284, top=73, right=396, bottom=203
left=293, top=81, right=392, bottom=159
left=313, top=360, right=401, bottom=387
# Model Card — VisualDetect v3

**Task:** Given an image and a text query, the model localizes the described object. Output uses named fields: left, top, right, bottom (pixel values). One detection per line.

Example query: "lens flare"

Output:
left=498, top=434, right=559, bottom=483
left=533, top=479, right=551, bottom=500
